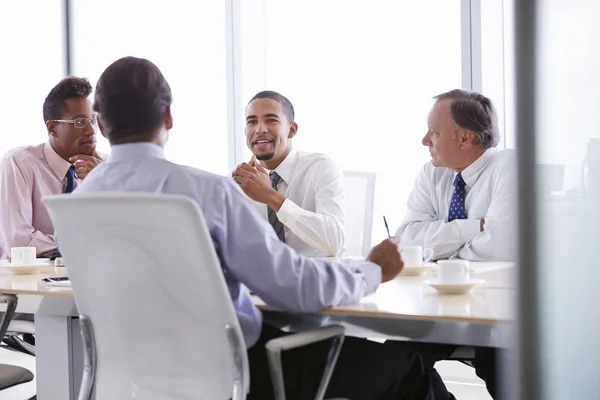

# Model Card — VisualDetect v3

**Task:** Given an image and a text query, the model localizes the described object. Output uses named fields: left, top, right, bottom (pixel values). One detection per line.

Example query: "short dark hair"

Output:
left=93, top=56, right=173, bottom=144
left=434, top=89, right=500, bottom=148
left=42, top=75, right=92, bottom=122
left=247, top=90, right=295, bottom=122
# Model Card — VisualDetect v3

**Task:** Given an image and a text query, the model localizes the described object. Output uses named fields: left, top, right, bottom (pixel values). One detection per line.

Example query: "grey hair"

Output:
left=434, top=89, right=500, bottom=148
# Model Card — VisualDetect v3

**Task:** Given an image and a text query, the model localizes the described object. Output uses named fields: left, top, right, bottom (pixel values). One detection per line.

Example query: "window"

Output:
left=481, top=0, right=515, bottom=149
left=240, top=0, right=463, bottom=244
left=71, top=0, right=229, bottom=174
left=0, top=0, right=64, bottom=157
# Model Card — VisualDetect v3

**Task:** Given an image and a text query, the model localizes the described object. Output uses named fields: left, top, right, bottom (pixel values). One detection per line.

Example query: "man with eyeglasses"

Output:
left=0, top=75, right=103, bottom=258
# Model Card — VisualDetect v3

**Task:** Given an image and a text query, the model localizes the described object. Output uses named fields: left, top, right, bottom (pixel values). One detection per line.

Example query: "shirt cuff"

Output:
left=355, top=261, right=382, bottom=295
left=456, top=219, right=482, bottom=243
left=276, top=198, right=303, bottom=229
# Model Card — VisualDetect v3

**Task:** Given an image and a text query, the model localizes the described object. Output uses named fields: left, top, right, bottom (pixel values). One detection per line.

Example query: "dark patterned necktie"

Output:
left=268, top=171, right=286, bottom=242
left=448, top=173, right=467, bottom=221
left=64, top=165, right=76, bottom=194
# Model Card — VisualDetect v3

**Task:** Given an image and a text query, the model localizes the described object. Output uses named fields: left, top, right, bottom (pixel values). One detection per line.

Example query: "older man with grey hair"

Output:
left=390, top=89, right=516, bottom=399
left=397, top=89, right=516, bottom=261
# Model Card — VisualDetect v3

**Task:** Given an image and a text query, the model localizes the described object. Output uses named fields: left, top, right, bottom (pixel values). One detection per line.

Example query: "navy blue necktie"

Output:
left=268, top=172, right=286, bottom=242
left=64, top=166, right=75, bottom=194
left=448, top=173, right=467, bottom=221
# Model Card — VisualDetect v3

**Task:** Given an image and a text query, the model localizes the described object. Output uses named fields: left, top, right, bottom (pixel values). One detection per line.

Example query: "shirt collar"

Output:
left=456, top=148, right=495, bottom=187
left=107, top=142, right=166, bottom=163
left=43, top=142, right=73, bottom=183
left=272, top=147, right=298, bottom=184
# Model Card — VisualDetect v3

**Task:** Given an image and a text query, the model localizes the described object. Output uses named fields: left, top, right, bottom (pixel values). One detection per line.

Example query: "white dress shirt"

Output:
left=397, top=149, right=517, bottom=261
left=250, top=148, right=346, bottom=257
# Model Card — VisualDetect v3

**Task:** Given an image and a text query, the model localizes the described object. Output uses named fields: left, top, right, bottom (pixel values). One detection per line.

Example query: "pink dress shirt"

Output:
left=0, top=142, right=78, bottom=257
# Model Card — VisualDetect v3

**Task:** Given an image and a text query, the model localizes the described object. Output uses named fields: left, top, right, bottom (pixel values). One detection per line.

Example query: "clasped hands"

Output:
left=232, top=156, right=285, bottom=210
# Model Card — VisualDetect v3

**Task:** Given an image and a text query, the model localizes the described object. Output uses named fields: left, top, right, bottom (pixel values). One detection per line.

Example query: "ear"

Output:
left=46, top=120, right=58, bottom=138
left=459, top=130, right=475, bottom=147
left=288, top=121, right=298, bottom=139
left=164, top=106, right=174, bottom=131
left=97, top=115, right=108, bottom=140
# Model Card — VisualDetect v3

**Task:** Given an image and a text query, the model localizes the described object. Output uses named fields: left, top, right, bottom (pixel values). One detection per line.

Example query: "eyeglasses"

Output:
left=50, top=116, right=97, bottom=129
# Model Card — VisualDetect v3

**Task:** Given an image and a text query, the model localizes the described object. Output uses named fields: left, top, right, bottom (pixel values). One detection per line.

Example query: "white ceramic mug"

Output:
left=401, top=246, right=433, bottom=267
left=437, top=260, right=470, bottom=283
left=10, top=247, right=36, bottom=266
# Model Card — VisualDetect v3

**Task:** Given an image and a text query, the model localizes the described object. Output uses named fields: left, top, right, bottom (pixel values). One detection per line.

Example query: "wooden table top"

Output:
left=0, top=267, right=73, bottom=296
left=253, top=274, right=514, bottom=324
left=0, top=264, right=514, bottom=323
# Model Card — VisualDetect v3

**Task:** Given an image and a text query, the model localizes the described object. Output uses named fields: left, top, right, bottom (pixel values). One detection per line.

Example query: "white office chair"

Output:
left=343, top=171, right=376, bottom=258
left=43, top=193, right=346, bottom=400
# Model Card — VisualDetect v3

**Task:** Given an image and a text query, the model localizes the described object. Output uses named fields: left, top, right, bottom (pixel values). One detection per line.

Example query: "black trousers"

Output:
left=386, top=342, right=498, bottom=399
left=247, top=323, right=455, bottom=400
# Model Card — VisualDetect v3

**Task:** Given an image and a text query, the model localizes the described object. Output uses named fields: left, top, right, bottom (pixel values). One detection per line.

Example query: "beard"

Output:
left=256, top=152, right=275, bottom=161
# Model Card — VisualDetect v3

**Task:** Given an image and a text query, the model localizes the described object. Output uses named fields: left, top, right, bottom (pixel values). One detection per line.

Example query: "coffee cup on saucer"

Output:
left=425, top=259, right=484, bottom=294
left=10, top=247, right=37, bottom=266
left=399, top=246, right=435, bottom=276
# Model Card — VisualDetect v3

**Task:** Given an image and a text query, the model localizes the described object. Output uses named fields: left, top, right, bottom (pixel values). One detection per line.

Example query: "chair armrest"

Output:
left=0, top=295, right=18, bottom=339
left=266, top=325, right=345, bottom=400
left=265, top=325, right=345, bottom=352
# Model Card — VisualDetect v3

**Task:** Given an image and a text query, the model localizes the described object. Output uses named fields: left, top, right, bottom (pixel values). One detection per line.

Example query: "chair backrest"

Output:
left=43, top=193, right=249, bottom=400
left=343, top=171, right=376, bottom=257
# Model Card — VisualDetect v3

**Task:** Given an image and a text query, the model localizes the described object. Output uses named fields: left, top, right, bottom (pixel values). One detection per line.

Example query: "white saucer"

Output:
left=0, top=260, right=52, bottom=274
left=400, top=263, right=436, bottom=276
left=425, top=279, right=485, bottom=295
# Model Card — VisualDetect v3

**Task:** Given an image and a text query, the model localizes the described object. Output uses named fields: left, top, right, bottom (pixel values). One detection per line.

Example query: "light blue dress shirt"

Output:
left=75, top=143, right=381, bottom=347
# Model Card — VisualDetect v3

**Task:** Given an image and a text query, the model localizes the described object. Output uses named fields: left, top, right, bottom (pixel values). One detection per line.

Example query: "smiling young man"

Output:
left=232, top=91, right=346, bottom=257
left=0, top=76, right=103, bottom=257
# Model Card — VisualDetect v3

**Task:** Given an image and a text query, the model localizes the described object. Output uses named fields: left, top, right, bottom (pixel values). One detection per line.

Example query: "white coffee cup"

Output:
left=437, top=260, right=470, bottom=283
left=10, top=247, right=36, bottom=266
left=401, top=246, right=433, bottom=267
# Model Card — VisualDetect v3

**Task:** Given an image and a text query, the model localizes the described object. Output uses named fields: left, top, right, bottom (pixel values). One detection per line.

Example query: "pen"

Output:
left=383, top=215, right=391, bottom=238
left=42, top=277, right=69, bottom=282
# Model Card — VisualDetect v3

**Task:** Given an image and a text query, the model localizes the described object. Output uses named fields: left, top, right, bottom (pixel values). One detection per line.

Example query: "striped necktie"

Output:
left=268, top=171, right=286, bottom=242
left=64, top=165, right=76, bottom=194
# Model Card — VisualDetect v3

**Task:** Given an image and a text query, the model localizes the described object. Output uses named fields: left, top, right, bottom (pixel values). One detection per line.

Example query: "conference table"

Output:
left=0, top=262, right=515, bottom=400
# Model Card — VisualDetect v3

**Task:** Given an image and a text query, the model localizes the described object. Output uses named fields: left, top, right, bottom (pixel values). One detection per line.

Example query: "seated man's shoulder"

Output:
left=175, top=163, right=237, bottom=190
left=300, top=150, right=335, bottom=163
left=489, top=149, right=516, bottom=170
left=299, top=151, right=341, bottom=172
left=1, top=143, right=44, bottom=168
left=176, top=163, right=220, bottom=178
left=298, top=152, right=345, bottom=189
